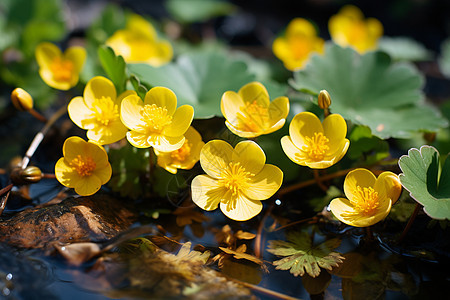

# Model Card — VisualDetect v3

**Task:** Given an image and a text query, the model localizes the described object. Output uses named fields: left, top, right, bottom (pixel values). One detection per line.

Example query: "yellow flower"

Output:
left=272, top=18, right=325, bottom=71
left=35, top=42, right=86, bottom=90
left=106, top=14, right=173, bottom=66
left=120, top=86, right=194, bottom=152
left=328, top=5, right=383, bottom=53
left=68, top=76, right=132, bottom=145
left=55, top=136, right=112, bottom=196
left=191, top=140, right=283, bottom=221
left=281, top=112, right=349, bottom=169
left=11, top=88, right=33, bottom=111
left=155, top=126, right=205, bottom=174
left=221, top=82, right=289, bottom=138
left=329, top=168, right=402, bottom=227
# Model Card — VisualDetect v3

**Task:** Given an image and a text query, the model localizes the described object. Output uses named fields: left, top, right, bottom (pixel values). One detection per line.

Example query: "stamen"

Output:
left=140, top=104, right=172, bottom=133
left=171, top=141, right=192, bottom=162
left=351, top=186, right=380, bottom=215
left=90, top=96, right=119, bottom=126
left=70, top=155, right=96, bottom=177
left=218, top=162, right=254, bottom=198
left=50, top=57, right=74, bottom=82
left=299, top=132, right=330, bottom=161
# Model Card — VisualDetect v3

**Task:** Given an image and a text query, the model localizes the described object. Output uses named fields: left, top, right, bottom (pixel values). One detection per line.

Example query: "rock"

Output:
left=0, top=195, right=136, bottom=249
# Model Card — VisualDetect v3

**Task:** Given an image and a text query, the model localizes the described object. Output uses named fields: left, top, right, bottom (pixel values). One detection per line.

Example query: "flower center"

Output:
left=69, top=155, right=96, bottom=177
left=170, top=140, right=192, bottom=162
left=300, top=132, right=330, bottom=161
left=141, top=104, right=172, bottom=133
left=290, top=36, right=313, bottom=59
left=50, top=57, right=74, bottom=82
left=90, top=96, right=119, bottom=126
left=218, top=162, right=254, bottom=211
left=237, top=100, right=269, bottom=132
left=351, top=186, right=380, bottom=215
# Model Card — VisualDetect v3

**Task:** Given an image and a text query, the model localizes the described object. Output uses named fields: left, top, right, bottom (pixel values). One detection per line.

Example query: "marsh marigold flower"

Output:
left=68, top=76, right=132, bottom=145
left=221, top=82, right=289, bottom=138
left=155, top=126, right=205, bottom=174
left=191, top=140, right=283, bottom=221
left=11, top=88, right=33, bottom=111
left=55, top=136, right=112, bottom=196
left=328, top=5, right=383, bottom=53
left=106, top=14, right=172, bottom=66
left=120, top=86, right=194, bottom=152
left=329, top=168, right=402, bottom=227
left=35, top=42, right=86, bottom=90
left=272, top=18, right=324, bottom=71
left=281, top=112, right=349, bottom=169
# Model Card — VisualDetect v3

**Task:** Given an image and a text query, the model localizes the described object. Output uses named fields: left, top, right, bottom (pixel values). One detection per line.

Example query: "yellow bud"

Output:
left=318, top=90, right=331, bottom=110
left=11, top=88, right=33, bottom=111
left=10, top=166, right=42, bottom=185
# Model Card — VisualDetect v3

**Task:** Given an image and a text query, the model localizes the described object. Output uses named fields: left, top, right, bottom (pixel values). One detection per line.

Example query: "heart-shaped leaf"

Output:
left=398, top=145, right=450, bottom=220
left=290, top=44, right=448, bottom=139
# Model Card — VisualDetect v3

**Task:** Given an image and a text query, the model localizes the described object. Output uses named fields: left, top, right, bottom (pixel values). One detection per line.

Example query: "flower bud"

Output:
left=318, top=90, right=331, bottom=110
left=11, top=88, right=33, bottom=111
left=10, top=166, right=42, bottom=185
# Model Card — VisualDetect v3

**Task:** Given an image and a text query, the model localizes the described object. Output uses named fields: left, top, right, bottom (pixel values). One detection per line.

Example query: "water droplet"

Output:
left=3, top=287, right=10, bottom=296
left=275, top=199, right=281, bottom=206
left=5, top=273, right=12, bottom=281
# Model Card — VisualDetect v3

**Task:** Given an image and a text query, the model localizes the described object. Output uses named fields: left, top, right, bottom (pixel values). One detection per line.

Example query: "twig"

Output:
left=313, top=169, right=328, bottom=192
left=0, top=184, right=13, bottom=216
left=226, top=276, right=303, bottom=300
left=272, top=216, right=318, bottom=232
left=254, top=202, right=274, bottom=258
left=397, top=203, right=421, bottom=244
left=28, top=108, right=48, bottom=123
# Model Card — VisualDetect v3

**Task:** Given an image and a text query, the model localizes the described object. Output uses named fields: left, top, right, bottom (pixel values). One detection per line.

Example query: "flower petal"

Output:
left=85, top=141, right=109, bottom=168
left=121, top=94, right=146, bottom=131
left=322, top=139, right=350, bottom=167
left=73, top=175, right=103, bottom=196
left=323, top=113, right=348, bottom=151
left=289, top=112, right=323, bottom=149
left=224, top=121, right=259, bottom=138
left=55, top=157, right=78, bottom=188
left=93, top=164, right=112, bottom=185
left=35, top=42, right=61, bottom=69
left=238, top=82, right=270, bottom=107
left=150, top=135, right=185, bottom=152
left=126, top=131, right=151, bottom=148
left=191, top=175, right=222, bottom=211
left=221, top=91, right=245, bottom=125
left=86, top=120, right=128, bottom=145
left=280, top=135, right=303, bottom=166
left=232, top=141, right=266, bottom=175
left=245, top=164, right=283, bottom=200
left=68, top=96, right=95, bottom=129
left=220, top=196, right=262, bottom=221
left=374, top=171, right=402, bottom=205
left=200, top=140, right=233, bottom=179
left=329, top=197, right=356, bottom=222
left=144, top=87, right=177, bottom=116
left=62, top=136, right=88, bottom=162
left=64, top=46, right=86, bottom=73
left=164, top=105, right=194, bottom=137
left=269, top=96, right=289, bottom=125
left=84, top=76, right=116, bottom=108
left=344, top=168, right=377, bottom=203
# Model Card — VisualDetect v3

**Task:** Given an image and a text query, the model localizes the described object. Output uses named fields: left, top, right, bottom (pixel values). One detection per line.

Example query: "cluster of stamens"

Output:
left=350, top=186, right=380, bottom=215
left=141, top=104, right=172, bottom=133
left=50, top=57, right=74, bottom=81
left=300, top=132, right=330, bottom=161
left=90, top=96, right=119, bottom=126
left=69, top=155, right=96, bottom=177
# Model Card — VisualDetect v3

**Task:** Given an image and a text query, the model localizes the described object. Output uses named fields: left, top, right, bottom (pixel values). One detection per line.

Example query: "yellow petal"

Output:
left=150, top=135, right=185, bottom=152
left=367, top=18, right=383, bottom=39
left=323, top=139, right=350, bottom=167
left=126, top=131, right=151, bottom=148
left=238, top=82, right=270, bottom=108
left=157, top=154, right=178, bottom=174
left=55, top=157, right=78, bottom=188
left=329, top=197, right=356, bottom=223
left=35, top=42, right=61, bottom=69
left=64, top=46, right=86, bottom=73
left=120, top=94, right=146, bottom=131
left=221, top=91, right=245, bottom=124
left=341, top=200, right=392, bottom=227
left=68, top=96, right=95, bottom=129
left=304, top=159, right=336, bottom=169
left=232, top=141, right=266, bottom=175
left=84, top=76, right=116, bottom=108
left=62, top=136, right=88, bottom=162
left=286, top=18, right=318, bottom=37
left=127, top=14, right=157, bottom=39
left=323, top=113, right=347, bottom=151
left=224, top=121, right=260, bottom=139
left=73, top=175, right=103, bottom=196
left=272, top=38, right=290, bottom=61
left=289, top=112, right=323, bottom=149
left=117, top=90, right=137, bottom=103
left=344, top=168, right=377, bottom=203
left=93, top=164, right=112, bottom=185
left=200, top=140, right=233, bottom=179
left=144, top=86, right=177, bottom=116
left=374, top=171, right=402, bottom=205
left=280, top=135, right=304, bottom=166
left=85, top=141, right=109, bottom=168
left=269, top=96, right=289, bottom=125
left=86, top=120, right=128, bottom=145
left=39, top=69, right=71, bottom=90
left=220, top=196, right=262, bottom=221
left=147, top=40, right=173, bottom=66
left=245, top=164, right=283, bottom=200
left=191, top=175, right=222, bottom=211
left=164, top=105, right=194, bottom=137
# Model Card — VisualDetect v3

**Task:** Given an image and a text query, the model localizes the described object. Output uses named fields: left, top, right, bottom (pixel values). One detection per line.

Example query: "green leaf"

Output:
left=166, top=0, right=235, bottom=23
left=129, top=74, right=149, bottom=100
left=378, top=37, right=433, bottom=62
left=348, top=125, right=389, bottom=164
left=128, top=51, right=256, bottom=118
left=398, top=145, right=450, bottom=220
left=439, top=38, right=450, bottom=78
left=98, top=45, right=127, bottom=94
left=267, top=232, right=344, bottom=278
left=290, top=44, right=448, bottom=139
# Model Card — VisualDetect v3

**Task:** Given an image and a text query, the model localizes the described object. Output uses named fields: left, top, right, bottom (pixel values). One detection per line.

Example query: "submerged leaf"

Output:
left=398, top=145, right=450, bottom=220
left=290, top=44, right=448, bottom=139
left=267, top=232, right=344, bottom=278
left=219, top=245, right=263, bottom=265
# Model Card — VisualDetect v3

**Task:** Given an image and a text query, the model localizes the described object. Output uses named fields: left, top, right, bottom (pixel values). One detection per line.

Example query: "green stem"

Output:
left=397, top=203, right=421, bottom=244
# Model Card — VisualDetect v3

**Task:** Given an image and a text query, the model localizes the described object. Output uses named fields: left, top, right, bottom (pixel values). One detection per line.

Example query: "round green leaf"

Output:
left=378, top=37, right=433, bottom=62
left=398, top=145, right=450, bottom=220
left=290, top=44, right=448, bottom=139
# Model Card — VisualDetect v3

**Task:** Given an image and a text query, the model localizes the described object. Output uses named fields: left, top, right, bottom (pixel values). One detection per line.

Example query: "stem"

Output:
left=272, top=216, right=318, bottom=232
left=226, top=276, right=302, bottom=300
left=254, top=202, right=273, bottom=258
left=42, top=173, right=56, bottom=179
left=397, top=203, right=421, bottom=244
left=323, top=108, right=330, bottom=118
left=28, top=108, right=48, bottom=123
left=278, top=168, right=354, bottom=197
left=21, top=105, right=67, bottom=169
left=313, top=169, right=328, bottom=192
left=365, top=226, right=374, bottom=241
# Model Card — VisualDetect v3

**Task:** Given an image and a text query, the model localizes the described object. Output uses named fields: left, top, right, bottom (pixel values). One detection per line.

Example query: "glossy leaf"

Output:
left=267, top=232, right=344, bottom=278
left=290, top=44, right=448, bottom=139
left=98, top=46, right=127, bottom=94
left=398, top=145, right=450, bottom=220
